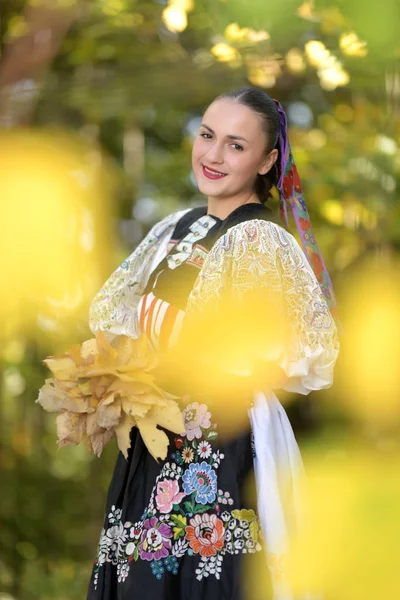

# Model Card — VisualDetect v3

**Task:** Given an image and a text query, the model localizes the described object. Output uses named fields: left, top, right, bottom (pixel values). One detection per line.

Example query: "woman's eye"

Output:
left=199, top=133, right=243, bottom=151
left=232, top=143, right=243, bottom=152
left=199, top=132, right=212, bottom=139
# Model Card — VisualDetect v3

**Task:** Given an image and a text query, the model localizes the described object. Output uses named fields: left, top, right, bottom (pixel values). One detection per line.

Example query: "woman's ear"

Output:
left=258, top=149, right=279, bottom=176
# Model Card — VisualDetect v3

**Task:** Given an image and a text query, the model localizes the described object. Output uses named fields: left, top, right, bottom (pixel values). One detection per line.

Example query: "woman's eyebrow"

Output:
left=200, top=123, right=248, bottom=142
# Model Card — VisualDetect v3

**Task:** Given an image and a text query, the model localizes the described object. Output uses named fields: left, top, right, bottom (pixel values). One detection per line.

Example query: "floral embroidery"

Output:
left=197, top=440, right=212, bottom=459
left=139, top=518, right=173, bottom=561
left=186, top=513, right=224, bottom=557
left=155, top=479, right=185, bottom=514
left=92, top=401, right=262, bottom=588
left=181, top=447, right=194, bottom=463
left=182, top=461, right=217, bottom=504
left=181, top=402, right=211, bottom=440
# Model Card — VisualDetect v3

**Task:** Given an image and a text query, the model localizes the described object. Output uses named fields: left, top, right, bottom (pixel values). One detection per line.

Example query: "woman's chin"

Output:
left=197, top=180, right=228, bottom=197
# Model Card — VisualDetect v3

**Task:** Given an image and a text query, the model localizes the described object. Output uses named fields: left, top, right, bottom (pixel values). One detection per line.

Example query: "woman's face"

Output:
left=191, top=99, right=278, bottom=200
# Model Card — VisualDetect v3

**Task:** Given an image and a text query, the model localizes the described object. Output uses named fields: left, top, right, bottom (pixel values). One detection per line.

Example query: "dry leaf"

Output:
left=43, top=356, right=77, bottom=380
left=36, top=379, right=67, bottom=412
left=56, top=412, right=86, bottom=446
left=150, top=400, right=185, bottom=434
left=121, top=398, right=151, bottom=419
left=38, top=331, right=183, bottom=461
left=114, top=413, right=136, bottom=458
left=96, top=394, right=122, bottom=429
left=90, top=427, right=114, bottom=457
left=135, top=416, right=170, bottom=462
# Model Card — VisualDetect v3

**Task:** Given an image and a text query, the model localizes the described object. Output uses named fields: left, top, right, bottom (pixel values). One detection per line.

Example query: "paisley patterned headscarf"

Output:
left=273, top=99, right=341, bottom=331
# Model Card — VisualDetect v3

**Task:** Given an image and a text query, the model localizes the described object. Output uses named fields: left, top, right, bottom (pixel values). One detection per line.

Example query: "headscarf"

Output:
left=273, top=99, right=341, bottom=331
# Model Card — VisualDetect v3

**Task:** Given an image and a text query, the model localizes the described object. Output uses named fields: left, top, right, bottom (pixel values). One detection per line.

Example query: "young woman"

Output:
left=86, top=86, right=340, bottom=600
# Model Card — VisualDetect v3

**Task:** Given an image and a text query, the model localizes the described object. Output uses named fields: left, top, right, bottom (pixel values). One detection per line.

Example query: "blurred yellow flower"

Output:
left=162, top=5, right=188, bottom=33
left=224, top=23, right=270, bottom=45
left=340, top=32, right=368, bottom=58
left=210, top=42, right=240, bottom=63
left=286, top=48, right=306, bottom=74
left=305, top=40, right=330, bottom=68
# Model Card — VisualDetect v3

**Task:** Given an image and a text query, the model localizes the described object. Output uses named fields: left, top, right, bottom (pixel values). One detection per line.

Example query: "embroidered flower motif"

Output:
left=108, top=505, right=122, bottom=524
left=197, top=441, right=212, bottom=459
left=182, top=461, right=217, bottom=504
left=182, top=402, right=211, bottom=440
left=106, top=523, right=125, bottom=545
left=155, top=479, right=185, bottom=514
left=139, top=517, right=173, bottom=561
left=212, top=450, right=224, bottom=467
left=175, top=436, right=184, bottom=449
left=218, top=489, right=234, bottom=505
left=117, top=561, right=130, bottom=582
left=126, top=542, right=136, bottom=556
left=129, top=524, right=142, bottom=539
left=186, top=513, right=225, bottom=557
left=182, top=448, right=194, bottom=463
left=310, top=252, right=324, bottom=283
left=299, top=217, right=311, bottom=232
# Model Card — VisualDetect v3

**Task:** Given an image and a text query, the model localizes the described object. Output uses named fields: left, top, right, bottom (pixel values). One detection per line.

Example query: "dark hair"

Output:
left=214, top=86, right=281, bottom=203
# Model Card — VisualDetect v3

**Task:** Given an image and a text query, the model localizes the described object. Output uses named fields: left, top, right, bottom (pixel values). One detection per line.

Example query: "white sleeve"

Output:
left=89, top=209, right=190, bottom=339
left=186, top=218, right=339, bottom=394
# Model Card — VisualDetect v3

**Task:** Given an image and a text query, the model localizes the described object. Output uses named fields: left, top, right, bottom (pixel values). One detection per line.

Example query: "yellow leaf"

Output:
left=249, top=519, right=260, bottom=543
left=121, top=398, right=151, bottom=419
left=89, top=427, right=114, bottom=457
left=62, top=395, right=94, bottom=414
left=114, top=413, right=136, bottom=458
left=77, top=380, right=91, bottom=395
left=95, top=328, right=113, bottom=355
left=107, top=379, right=155, bottom=396
left=56, top=412, right=86, bottom=446
left=80, top=338, right=98, bottom=360
left=232, top=508, right=257, bottom=522
left=96, top=396, right=122, bottom=429
left=43, top=356, right=77, bottom=380
left=150, top=400, right=185, bottom=435
left=36, top=379, right=67, bottom=412
left=90, top=375, right=113, bottom=398
left=136, top=416, right=170, bottom=462
left=67, top=344, right=84, bottom=364
left=86, top=412, right=101, bottom=436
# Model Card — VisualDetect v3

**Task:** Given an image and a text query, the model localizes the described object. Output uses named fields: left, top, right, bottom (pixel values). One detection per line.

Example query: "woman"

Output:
left=86, top=87, right=340, bottom=600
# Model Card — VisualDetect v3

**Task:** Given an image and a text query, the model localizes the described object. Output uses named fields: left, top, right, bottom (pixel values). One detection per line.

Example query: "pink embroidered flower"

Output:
left=155, top=479, right=185, bottom=514
left=182, top=402, right=211, bottom=441
left=185, top=513, right=225, bottom=557
left=139, top=517, right=173, bottom=561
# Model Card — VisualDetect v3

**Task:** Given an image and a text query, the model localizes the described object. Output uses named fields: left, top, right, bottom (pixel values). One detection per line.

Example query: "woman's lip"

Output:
left=201, top=164, right=227, bottom=179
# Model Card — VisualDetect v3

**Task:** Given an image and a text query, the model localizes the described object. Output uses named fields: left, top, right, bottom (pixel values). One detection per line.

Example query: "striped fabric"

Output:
left=137, top=292, right=185, bottom=351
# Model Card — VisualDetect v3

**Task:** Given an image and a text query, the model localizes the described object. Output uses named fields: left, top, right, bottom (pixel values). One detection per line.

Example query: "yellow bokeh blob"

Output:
left=287, top=446, right=400, bottom=600
left=335, top=259, right=400, bottom=427
left=0, top=129, right=115, bottom=341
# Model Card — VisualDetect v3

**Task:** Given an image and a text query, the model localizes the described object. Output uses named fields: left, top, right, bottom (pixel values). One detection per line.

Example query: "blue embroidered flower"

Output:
left=182, top=461, right=217, bottom=504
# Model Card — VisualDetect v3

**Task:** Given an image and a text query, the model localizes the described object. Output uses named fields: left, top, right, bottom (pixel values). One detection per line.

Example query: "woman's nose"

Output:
left=206, top=142, right=224, bottom=163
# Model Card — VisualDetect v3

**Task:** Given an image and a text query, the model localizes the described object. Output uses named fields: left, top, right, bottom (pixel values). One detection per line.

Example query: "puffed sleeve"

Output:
left=89, top=208, right=190, bottom=339
left=185, top=218, right=340, bottom=395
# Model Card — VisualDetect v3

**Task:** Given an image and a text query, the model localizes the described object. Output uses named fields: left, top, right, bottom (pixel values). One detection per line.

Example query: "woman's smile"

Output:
left=202, top=164, right=227, bottom=179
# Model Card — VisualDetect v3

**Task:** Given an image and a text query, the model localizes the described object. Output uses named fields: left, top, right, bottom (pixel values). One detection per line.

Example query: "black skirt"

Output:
left=86, top=399, right=269, bottom=600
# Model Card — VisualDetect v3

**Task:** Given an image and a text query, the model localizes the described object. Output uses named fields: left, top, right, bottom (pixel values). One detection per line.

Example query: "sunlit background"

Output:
left=1, top=0, right=399, bottom=598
